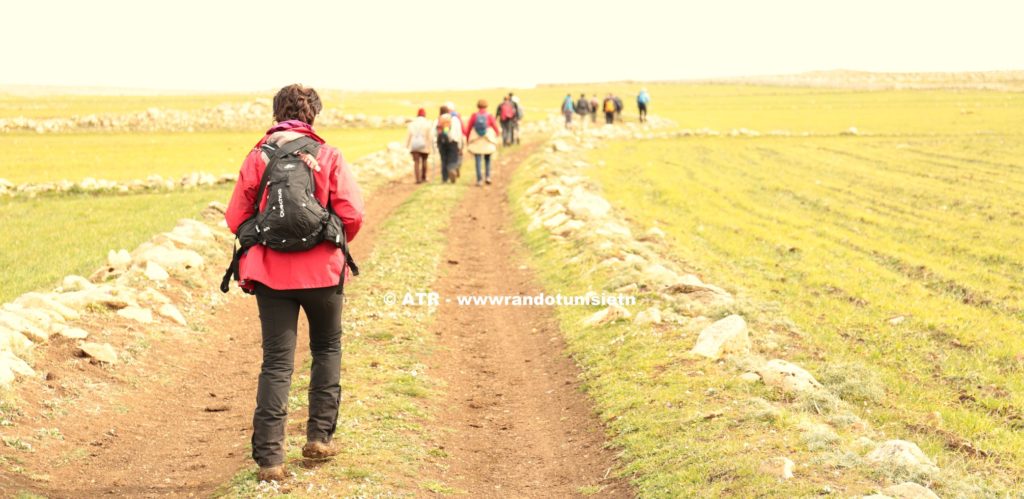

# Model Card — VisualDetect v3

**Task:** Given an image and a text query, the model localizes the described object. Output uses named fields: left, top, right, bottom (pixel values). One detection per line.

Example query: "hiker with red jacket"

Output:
left=224, top=84, right=364, bottom=483
left=496, top=95, right=518, bottom=146
left=464, top=99, right=501, bottom=186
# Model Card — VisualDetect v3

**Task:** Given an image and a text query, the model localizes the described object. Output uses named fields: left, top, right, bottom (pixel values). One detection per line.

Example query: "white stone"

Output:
left=551, top=140, right=573, bottom=152
left=144, top=261, right=170, bottom=282
left=642, top=264, right=680, bottom=287
left=542, top=184, right=567, bottom=196
left=594, top=222, right=632, bottom=240
left=107, top=249, right=132, bottom=269
left=80, top=342, right=118, bottom=364
left=61, top=275, right=94, bottom=292
left=15, top=292, right=80, bottom=321
left=53, top=287, right=134, bottom=310
left=760, top=456, right=795, bottom=480
left=56, top=326, right=89, bottom=340
left=139, top=288, right=172, bottom=305
left=633, top=307, right=662, bottom=326
left=552, top=219, right=586, bottom=236
left=158, top=304, right=187, bottom=326
left=643, top=227, right=666, bottom=241
left=0, top=351, right=35, bottom=386
left=132, top=242, right=203, bottom=273
left=542, top=213, right=570, bottom=230
left=0, top=310, right=49, bottom=342
left=567, top=190, right=612, bottom=220
left=0, top=325, right=33, bottom=352
left=582, top=305, right=632, bottom=327
left=865, top=440, right=937, bottom=472
left=739, top=372, right=762, bottom=383
left=117, top=306, right=154, bottom=324
left=691, top=315, right=751, bottom=359
left=757, top=359, right=822, bottom=394
left=882, top=482, right=939, bottom=499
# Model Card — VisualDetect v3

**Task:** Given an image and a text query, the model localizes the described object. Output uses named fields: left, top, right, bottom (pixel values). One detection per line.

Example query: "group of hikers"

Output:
left=404, top=93, right=523, bottom=187
left=560, top=88, right=651, bottom=128
left=404, top=88, right=651, bottom=185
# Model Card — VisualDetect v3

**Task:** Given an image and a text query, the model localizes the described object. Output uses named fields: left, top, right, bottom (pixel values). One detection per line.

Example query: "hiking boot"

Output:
left=302, top=440, right=339, bottom=460
left=258, top=464, right=287, bottom=482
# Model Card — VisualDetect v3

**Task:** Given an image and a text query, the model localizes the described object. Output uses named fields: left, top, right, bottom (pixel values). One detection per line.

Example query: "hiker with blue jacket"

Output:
left=561, top=93, right=575, bottom=129
left=637, top=88, right=651, bottom=123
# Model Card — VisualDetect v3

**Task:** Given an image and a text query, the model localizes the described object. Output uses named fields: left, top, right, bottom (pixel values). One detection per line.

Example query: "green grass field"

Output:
left=576, top=110, right=1024, bottom=491
left=0, top=187, right=232, bottom=302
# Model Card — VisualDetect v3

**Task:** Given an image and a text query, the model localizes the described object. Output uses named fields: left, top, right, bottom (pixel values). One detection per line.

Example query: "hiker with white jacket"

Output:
left=405, top=108, right=434, bottom=183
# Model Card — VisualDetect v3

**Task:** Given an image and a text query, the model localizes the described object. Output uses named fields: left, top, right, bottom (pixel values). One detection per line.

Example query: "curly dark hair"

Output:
left=273, top=84, right=322, bottom=125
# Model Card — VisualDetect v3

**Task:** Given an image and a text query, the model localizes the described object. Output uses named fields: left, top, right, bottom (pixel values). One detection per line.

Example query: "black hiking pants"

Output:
left=251, top=283, right=343, bottom=467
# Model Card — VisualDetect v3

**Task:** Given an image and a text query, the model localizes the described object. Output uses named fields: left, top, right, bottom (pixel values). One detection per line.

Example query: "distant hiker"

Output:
left=464, top=99, right=501, bottom=186
left=434, top=105, right=464, bottom=183
left=510, top=94, right=523, bottom=144
left=223, top=84, right=364, bottom=483
left=637, top=88, right=650, bottom=123
left=613, top=94, right=624, bottom=122
left=406, top=108, right=433, bottom=183
left=575, top=93, right=592, bottom=131
left=602, top=94, right=616, bottom=125
left=561, top=93, right=575, bottom=129
left=447, top=102, right=465, bottom=181
left=589, top=94, right=599, bottom=123
left=497, top=95, right=517, bottom=146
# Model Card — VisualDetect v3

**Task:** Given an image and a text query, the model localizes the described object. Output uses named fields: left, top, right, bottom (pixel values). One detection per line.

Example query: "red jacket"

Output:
left=463, top=111, right=500, bottom=138
left=225, top=124, right=364, bottom=291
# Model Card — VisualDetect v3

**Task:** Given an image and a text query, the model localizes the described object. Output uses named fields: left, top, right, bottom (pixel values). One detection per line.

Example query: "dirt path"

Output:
left=1, top=180, right=420, bottom=498
left=425, top=145, right=633, bottom=497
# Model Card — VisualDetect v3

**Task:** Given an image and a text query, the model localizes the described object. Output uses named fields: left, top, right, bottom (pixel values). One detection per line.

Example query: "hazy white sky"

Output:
left=4, top=0, right=1023, bottom=91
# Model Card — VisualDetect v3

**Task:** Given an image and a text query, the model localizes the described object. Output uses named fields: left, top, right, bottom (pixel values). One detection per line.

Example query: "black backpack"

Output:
left=221, top=136, right=359, bottom=294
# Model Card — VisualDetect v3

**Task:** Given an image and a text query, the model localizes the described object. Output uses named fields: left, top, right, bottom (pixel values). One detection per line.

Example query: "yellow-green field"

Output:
left=578, top=98, right=1024, bottom=491
left=0, top=128, right=402, bottom=184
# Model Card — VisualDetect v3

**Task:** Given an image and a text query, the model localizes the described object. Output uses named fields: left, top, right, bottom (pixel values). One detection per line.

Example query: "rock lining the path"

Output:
left=0, top=98, right=413, bottom=134
left=690, top=314, right=750, bottom=359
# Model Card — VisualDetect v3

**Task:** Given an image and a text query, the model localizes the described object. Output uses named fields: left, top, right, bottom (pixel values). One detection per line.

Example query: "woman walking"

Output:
left=464, top=99, right=501, bottom=186
left=406, top=108, right=433, bottom=183
left=224, top=84, right=364, bottom=482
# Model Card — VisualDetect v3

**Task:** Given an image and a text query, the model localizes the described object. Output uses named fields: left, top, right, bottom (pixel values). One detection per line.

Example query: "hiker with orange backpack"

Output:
left=602, top=94, right=616, bottom=125
left=223, top=84, right=364, bottom=483
left=464, top=99, right=501, bottom=186
left=497, top=95, right=517, bottom=146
